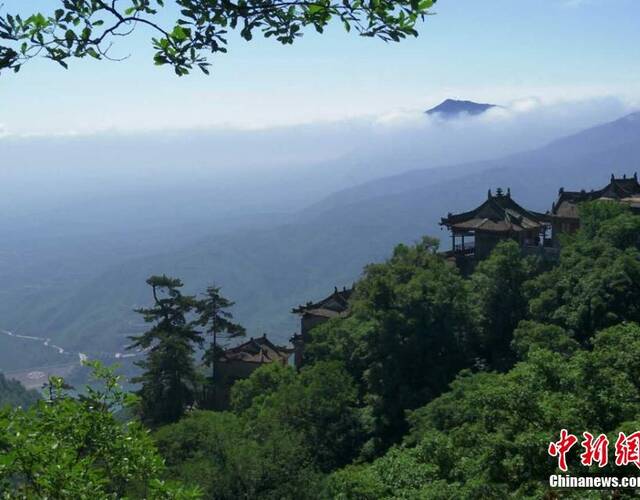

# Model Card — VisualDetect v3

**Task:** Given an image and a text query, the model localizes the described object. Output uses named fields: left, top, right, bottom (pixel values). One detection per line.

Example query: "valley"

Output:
left=1, top=107, right=638, bottom=375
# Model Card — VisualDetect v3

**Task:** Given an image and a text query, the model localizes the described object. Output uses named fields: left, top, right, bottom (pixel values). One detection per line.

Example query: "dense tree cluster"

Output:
left=306, top=236, right=477, bottom=454
left=321, top=201, right=640, bottom=498
left=326, top=322, right=640, bottom=498
left=526, top=204, right=640, bottom=342
left=0, top=362, right=200, bottom=498
left=155, top=361, right=361, bottom=498
left=129, top=275, right=244, bottom=426
left=150, top=201, right=640, bottom=498
left=4, top=200, right=640, bottom=497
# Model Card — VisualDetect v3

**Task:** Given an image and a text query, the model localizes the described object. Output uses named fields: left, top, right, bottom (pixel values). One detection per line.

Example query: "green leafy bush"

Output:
left=0, top=362, right=199, bottom=499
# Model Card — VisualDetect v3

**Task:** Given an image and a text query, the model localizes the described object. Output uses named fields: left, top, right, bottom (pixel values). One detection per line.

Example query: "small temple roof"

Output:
left=221, top=334, right=292, bottom=364
left=551, top=173, right=640, bottom=219
left=292, top=286, right=353, bottom=315
left=440, top=188, right=547, bottom=233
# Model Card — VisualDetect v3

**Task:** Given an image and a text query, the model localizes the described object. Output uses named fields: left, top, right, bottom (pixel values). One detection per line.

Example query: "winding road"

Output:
left=2, top=329, right=85, bottom=361
left=1, top=329, right=145, bottom=388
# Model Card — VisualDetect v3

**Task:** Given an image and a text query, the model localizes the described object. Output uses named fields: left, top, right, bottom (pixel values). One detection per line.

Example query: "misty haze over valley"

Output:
left=0, top=95, right=637, bottom=380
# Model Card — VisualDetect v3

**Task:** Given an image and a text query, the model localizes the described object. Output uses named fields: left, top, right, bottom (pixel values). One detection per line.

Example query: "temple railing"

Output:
left=453, top=241, right=475, bottom=254
left=442, top=244, right=475, bottom=260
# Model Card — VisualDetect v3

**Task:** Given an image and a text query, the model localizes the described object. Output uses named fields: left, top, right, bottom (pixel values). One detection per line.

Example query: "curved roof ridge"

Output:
left=441, top=190, right=545, bottom=230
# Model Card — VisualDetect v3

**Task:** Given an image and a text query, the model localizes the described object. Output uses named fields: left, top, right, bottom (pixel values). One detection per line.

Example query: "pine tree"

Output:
left=128, top=275, right=203, bottom=426
left=196, top=286, right=245, bottom=403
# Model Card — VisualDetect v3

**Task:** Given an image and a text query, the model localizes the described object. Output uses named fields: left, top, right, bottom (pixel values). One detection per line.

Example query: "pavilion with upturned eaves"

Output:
left=290, top=286, right=353, bottom=368
left=211, top=334, right=293, bottom=409
left=291, top=286, right=353, bottom=340
left=440, top=174, right=640, bottom=270
left=548, top=173, right=640, bottom=245
left=440, top=187, right=553, bottom=264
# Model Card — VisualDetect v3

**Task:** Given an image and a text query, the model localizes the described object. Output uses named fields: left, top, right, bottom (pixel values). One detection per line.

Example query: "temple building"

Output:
left=440, top=174, right=640, bottom=270
left=211, top=334, right=293, bottom=409
left=290, top=286, right=353, bottom=368
left=440, top=187, right=552, bottom=266
left=292, top=286, right=352, bottom=338
left=549, top=173, right=640, bottom=244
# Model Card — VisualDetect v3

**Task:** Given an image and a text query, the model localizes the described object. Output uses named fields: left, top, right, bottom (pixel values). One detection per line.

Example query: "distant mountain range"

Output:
left=426, top=99, right=497, bottom=118
left=2, top=111, right=639, bottom=358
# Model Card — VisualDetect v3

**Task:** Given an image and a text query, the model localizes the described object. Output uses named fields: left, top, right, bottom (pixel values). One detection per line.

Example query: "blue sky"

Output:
left=1, top=0, right=639, bottom=135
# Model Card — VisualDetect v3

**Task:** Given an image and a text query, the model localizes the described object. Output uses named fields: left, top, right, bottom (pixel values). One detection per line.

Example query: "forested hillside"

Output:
left=3, top=199, right=635, bottom=497
left=151, top=200, right=640, bottom=498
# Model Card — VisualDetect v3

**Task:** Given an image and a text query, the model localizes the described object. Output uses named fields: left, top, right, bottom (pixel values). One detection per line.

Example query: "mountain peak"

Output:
left=426, top=99, right=497, bottom=118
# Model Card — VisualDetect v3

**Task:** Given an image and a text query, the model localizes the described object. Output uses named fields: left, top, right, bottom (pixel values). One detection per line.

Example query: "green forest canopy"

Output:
left=3, top=200, right=640, bottom=498
left=155, top=201, right=640, bottom=498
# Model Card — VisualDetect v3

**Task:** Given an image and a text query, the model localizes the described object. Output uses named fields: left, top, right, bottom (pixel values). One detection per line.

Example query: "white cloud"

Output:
left=373, top=109, right=426, bottom=128
left=349, top=94, right=635, bottom=181
left=1, top=94, right=635, bottom=183
left=0, top=93, right=635, bottom=226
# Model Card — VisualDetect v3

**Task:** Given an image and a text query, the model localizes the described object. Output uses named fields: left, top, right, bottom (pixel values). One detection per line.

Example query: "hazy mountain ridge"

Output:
left=3, top=111, right=639, bottom=359
left=307, top=111, right=640, bottom=215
